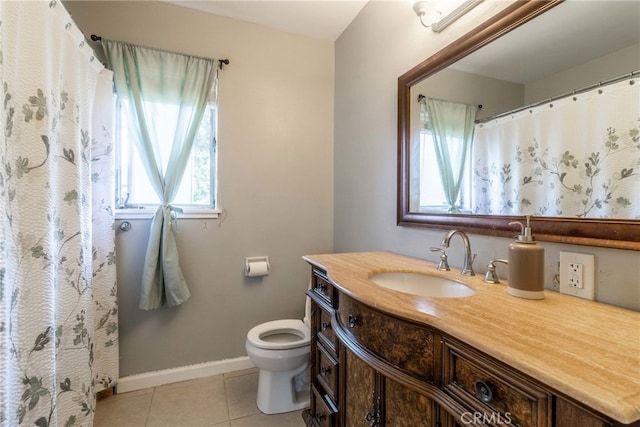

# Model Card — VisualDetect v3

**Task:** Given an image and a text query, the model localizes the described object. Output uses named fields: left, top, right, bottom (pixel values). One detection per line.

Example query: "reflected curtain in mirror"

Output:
left=472, top=77, right=640, bottom=218
left=411, top=98, right=477, bottom=213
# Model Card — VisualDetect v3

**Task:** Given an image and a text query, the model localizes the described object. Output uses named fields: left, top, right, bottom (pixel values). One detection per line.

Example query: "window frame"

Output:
left=113, top=98, right=220, bottom=220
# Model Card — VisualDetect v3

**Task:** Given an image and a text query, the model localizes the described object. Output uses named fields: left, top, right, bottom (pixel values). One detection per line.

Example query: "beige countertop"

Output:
left=303, top=251, right=640, bottom=425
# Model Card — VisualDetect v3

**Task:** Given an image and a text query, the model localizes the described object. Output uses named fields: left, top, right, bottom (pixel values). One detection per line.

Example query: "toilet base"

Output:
left=256, top=363, right=310, bottom=414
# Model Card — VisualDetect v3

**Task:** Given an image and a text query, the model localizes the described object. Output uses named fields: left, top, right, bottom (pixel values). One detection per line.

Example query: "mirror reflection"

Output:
left=408, top=0, right=640, bottom=219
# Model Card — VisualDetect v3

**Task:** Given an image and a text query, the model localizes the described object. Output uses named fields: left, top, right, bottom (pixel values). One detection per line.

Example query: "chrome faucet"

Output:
left=429, top=247, right=450, bottom=271
left=441, top=230, right=476, bottom=276
left=484, top=258, right=508, bottom=283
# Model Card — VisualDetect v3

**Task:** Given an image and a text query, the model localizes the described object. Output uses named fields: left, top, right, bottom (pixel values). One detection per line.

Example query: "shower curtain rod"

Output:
left=475, top=69, right=639, bottom=124
left=90, top=34, right=230, bottom=69
left=417, top=93, right=483, bottom=109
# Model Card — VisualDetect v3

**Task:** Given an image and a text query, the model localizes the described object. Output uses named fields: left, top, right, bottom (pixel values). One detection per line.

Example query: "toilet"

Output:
left=245, top=297, right=311, bottom=414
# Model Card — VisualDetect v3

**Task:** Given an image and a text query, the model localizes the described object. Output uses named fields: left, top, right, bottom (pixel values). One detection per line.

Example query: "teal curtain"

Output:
left=425, top=98, right=477, bottom=212
left=102, top=40, right=217, bottom=310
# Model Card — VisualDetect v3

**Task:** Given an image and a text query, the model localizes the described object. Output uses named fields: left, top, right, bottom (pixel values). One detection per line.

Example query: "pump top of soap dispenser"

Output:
left=509, top=215, right=535, bottom=243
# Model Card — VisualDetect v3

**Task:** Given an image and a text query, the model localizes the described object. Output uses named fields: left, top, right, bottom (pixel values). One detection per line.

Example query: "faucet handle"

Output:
left=429, top=247, right=450, bottom=271
left=484, top=258, right=508, bottom=284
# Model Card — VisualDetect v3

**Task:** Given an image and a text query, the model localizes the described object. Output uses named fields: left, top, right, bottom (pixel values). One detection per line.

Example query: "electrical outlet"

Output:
left=568, top=262, right=583, bottom=288
left=559, top=252, right=595, bottom=300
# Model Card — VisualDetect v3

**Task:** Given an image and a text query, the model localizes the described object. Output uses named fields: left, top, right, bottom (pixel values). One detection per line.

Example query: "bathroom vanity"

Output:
left=301, top=252, right=640, bottom=427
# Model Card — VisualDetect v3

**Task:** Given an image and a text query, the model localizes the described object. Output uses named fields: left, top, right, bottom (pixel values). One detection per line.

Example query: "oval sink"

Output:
left=369, top=272, right=476, bottom=298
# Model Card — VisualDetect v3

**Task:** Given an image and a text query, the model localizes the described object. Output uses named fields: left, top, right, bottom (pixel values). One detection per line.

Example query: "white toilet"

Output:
left=245, top=297, right=311, bottom=414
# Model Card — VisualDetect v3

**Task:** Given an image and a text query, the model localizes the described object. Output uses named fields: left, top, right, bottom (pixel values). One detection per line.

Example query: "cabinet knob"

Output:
left=320, top=366, right=330, bottom=376
left=321, top=321, right=330, bottom=331
left=348, top=314, right=359, bottom=328
left=365, top=393, right=382, bottom=427
left=314, top=413, right=325, bottom=422
left=316, top=282, right=326, bottom=291
left=474, top=379, right=495, bottom=403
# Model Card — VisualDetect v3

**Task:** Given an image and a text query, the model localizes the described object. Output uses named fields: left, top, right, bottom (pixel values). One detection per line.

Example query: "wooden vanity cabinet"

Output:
left=302, top=266, right=637, bottom=427
left=304, top=268, right=340, bottom=427
left=304, top=267, right=442, bottom=427
left=343, top=347, right=437, bottom=427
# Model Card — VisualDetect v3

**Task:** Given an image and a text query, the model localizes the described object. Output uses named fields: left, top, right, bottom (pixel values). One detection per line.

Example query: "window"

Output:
left=115, top=98, right=218, bottom=217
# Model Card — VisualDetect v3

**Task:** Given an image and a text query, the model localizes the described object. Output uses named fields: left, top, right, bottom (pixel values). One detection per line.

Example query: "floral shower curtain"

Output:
left=0, top=1, right=118, bottom=426
left=472, top=77, right=640, bottom=218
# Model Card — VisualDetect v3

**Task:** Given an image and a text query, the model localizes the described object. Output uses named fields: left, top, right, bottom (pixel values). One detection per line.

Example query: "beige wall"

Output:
left=64, top=1, right=334, bottom=376
left=64, top=0, right=640, bottom=377
left=334, top=1, right=640, bottom=310
left=525, top=43, right=640, bottom=104
left=410, top=68, right=524, bottom=122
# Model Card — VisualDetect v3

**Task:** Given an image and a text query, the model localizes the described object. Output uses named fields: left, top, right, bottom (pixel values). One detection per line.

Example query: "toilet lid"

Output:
left=247, top=319, right=310, bottom=350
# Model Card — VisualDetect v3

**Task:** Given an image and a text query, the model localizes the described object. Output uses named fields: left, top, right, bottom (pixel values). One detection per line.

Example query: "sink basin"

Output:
left=369, top=272, right=476, bottom=298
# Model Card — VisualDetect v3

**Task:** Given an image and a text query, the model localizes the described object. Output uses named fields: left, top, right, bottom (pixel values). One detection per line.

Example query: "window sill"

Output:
left=115, top=208, right=221, bottom=220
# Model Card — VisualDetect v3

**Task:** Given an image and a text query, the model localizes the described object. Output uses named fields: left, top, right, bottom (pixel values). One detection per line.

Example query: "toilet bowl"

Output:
left=245, top=298, right=311, bottom=414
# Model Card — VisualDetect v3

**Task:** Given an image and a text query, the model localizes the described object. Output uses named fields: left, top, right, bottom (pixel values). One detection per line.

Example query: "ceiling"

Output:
left=453, top=1, right=640, bottom=84
left=160, top=1, right=639, bottom=81
left=163, top=0, right=368, bottom=41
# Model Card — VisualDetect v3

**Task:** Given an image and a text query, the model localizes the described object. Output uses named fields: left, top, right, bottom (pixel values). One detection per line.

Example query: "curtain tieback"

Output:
left=162, top=204, right=183, bottom=228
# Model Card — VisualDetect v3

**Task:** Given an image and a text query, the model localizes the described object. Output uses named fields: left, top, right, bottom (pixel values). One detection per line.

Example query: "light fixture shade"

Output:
left=411, top=0, right=484, bottom=32
left=432, top=0, right=484, bottom=33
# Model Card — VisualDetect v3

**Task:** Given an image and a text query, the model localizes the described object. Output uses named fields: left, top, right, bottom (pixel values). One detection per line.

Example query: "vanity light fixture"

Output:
left=412, top=0, right=484, bottom=32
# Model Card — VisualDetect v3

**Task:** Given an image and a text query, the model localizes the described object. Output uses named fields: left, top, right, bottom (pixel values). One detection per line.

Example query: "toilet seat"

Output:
left=247, top=319, right=310, bottom=350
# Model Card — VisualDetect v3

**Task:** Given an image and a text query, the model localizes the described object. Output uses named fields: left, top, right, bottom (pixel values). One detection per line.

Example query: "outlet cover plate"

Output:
left=559, top=251, right=595, bottom=300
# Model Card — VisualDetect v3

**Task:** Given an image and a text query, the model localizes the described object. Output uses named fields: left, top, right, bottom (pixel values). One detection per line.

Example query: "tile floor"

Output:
left=94, top=368, right=306, bottom=427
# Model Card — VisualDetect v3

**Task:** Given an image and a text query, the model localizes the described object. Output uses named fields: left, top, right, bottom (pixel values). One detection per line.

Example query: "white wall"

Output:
left=334, top=1, right=640, bottom=311
left=64, top=1, right=334, bottom=376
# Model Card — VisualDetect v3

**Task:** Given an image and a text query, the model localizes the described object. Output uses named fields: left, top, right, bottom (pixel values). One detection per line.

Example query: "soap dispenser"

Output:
left=507, top=215, right=545, bottom=300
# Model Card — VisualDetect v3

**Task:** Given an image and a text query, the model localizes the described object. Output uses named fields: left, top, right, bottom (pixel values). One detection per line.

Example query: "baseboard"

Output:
left=115, top=356, right=255, bottom=394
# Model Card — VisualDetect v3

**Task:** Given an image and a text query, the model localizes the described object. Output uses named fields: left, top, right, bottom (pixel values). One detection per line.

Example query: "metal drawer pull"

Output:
left=348, top=314, right=359, bottom=328
left=316, top=282, right=326, bottom=291
left=321, top=321, right=330, bottom=331
left=474, top=379, right=495, bottom=403
left=320, top=366, right=330, bottom=376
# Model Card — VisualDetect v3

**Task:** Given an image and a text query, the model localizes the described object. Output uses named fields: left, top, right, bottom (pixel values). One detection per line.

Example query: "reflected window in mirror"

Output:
left=412, top=96, right=476, bottom=213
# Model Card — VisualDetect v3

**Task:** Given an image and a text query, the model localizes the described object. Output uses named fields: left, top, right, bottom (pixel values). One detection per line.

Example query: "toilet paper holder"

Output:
left=245, top=256, right=270, bottom=277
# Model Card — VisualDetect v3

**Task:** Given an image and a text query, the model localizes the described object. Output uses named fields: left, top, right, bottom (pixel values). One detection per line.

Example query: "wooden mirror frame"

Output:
left=397, top=0, right=640, bottom=251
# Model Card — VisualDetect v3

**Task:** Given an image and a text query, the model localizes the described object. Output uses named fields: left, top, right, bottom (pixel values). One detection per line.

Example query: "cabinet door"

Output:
left=344, top=348, right=378, bottom=427
left=344, top=348, right=439, bottom=427
left=384, top=377, right=436, bottom=427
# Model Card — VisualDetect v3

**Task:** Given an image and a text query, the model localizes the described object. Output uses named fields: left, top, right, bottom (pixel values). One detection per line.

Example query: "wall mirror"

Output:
left=398, top=0, right=640, bottom=250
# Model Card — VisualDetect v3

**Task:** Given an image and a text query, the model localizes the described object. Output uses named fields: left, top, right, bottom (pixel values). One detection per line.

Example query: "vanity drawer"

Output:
left=310, top=385, right=337, bottom=427
left=312, top=271, right=335, bottom=307
left=338, top=294, right=435, bottom=382
left=443, top=339, right=551, bottom=427
left=318, top=308, right=338, bottom=355
left=315, top=344, right=339, bottom=402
